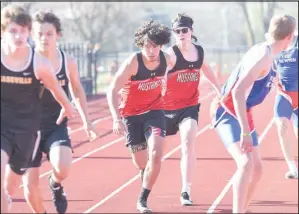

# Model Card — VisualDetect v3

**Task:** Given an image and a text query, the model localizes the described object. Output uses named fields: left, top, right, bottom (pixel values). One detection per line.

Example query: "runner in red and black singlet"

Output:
left=162, top=14, right=221, bottom=206
left=107, top=20, right=174, bottom=213
left=1, top=5, right=73, bottom=213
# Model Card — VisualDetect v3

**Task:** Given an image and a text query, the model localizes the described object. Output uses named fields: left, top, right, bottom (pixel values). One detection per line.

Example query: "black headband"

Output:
left=172, top=20, right=192, bottom=29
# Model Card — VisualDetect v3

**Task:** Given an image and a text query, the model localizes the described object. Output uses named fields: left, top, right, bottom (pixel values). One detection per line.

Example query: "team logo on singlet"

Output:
left=177, top=69, right=199, bottom=83
left=138, top=79, right=162, bottom=91
left=58, top=79, right=66, bottom=86
left=278, top=53, right=297, bottom=63
left=1, top=76, right=32, bottom=84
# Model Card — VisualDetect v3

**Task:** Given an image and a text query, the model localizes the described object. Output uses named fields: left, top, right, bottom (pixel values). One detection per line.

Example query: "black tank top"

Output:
left=1, top=47, right=42, bottom=133
left=40, top=50, right=69, bottom=129
left=131, top=51, right=167, bottom=81
left=169, top=44, right=204, bottom=73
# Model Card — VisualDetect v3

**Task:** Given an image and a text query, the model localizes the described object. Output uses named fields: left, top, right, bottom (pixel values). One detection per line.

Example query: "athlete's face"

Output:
left=32, top=22, right=60, bottom=51
left=173, top=27, right=192, bottom=45
left=142, top=40, right=161, bottom=62
left=1, top=22, right=30, bottom=49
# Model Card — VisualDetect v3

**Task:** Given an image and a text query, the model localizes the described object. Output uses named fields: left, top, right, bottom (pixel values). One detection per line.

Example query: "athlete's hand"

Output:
left=113, top=119, right=126, bottom=135
left=56, top=105, right=76, bottom=125
left=240, top=134, right=253, bottom=153
left=83, top=122, right=99, bottom=142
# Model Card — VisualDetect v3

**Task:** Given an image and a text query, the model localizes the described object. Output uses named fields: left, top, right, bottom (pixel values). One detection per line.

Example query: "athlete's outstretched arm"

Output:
left=106, top=54, right=137, bottom=122
left=232, top=49, right=272, bottom=135
left=163, top=49, right=176, bottom=95
left=201, top=61, right=222, bottom=97
left=67, top=56, right=99, bottom=140
left=35, top=54, right=74, bottom=123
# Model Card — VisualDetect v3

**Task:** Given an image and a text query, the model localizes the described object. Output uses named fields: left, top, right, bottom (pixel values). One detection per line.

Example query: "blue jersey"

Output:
left=276, top=38, right=298, bottom=92
left=221, top=43, right=276, bottom=111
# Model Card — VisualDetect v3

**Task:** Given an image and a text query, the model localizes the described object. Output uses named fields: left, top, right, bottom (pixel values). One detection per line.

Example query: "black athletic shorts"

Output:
left=29, top=121, right=71, bottom=168
left=1, top=128, right=40, bottom=175
left=122, top=110, right=166, bottom=153
left=164, top=103, right=201, bottom=136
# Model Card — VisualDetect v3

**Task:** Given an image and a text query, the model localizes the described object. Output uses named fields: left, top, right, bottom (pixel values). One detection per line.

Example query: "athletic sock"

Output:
left=138, top=188, right=151, bottom=202
left=181, top=183, right=191, bottom=195
left=49, top=173, right=61, bottom=189
left=287, top=160, right=298, bottom=173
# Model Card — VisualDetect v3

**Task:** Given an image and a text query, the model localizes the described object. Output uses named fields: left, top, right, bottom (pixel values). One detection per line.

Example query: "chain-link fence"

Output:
left=59, top=42, right=248, bottom=95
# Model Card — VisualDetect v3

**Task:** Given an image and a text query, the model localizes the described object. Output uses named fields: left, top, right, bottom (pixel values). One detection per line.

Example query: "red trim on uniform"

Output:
left=278, top=87, right=298, bottom=109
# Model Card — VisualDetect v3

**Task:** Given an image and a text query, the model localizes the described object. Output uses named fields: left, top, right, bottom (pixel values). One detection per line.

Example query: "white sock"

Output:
left=181, top=183, right=191, bottom=195
left=287, top=160, right=298, bottom=173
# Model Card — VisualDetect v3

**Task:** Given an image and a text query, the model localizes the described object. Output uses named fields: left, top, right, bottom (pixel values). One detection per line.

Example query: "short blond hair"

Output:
left=1, top=5, right=32, bottom=31
left=268, top=15, right=296, bottom=41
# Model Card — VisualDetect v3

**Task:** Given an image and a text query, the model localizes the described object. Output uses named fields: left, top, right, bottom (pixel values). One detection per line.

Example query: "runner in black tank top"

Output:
left=18, top=11, right=99, bottom=214
left=1, top=5, right=74, bottom=214
left=30, top=49, right=71, bottom=168
left=163, top=14, right=221, bottom=206
left=1, top=46, right=41, bottom=174
left=107, top=20, right=174, bottom=213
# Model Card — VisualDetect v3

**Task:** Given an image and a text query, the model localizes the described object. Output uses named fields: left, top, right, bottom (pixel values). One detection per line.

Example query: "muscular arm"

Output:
left=162, top=48, right=177, bottom=94
left=67, top=56, right=91, bottom=126
left=201, top=60, right=222, bottom=97
left=232, top=48, right=272, bottom=134
left=106, top=54, right=137, bottom=121
left=164, top=47, right=177, bottom=76
left=35, top=54, right=72, bottom=111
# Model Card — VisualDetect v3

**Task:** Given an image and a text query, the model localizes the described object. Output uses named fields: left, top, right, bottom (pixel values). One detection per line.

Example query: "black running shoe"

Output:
left=137, top=199, right=152, bottom=213
left=48, top=175, right=68, bottom=214
left=180, top=192, right=193, bottom=206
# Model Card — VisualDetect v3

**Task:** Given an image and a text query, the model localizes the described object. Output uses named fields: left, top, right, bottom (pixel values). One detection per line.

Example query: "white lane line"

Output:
left=19, top=91, right=215, bottom=189
left=84, top=125, right=211, bottom=213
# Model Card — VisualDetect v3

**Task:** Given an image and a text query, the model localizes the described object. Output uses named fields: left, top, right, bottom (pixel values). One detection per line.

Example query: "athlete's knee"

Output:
left=52, top=164, right=71, bottom=181
left=130, top=145, right=148, bottom=170
left=275, top=118, right=290, bottom=134
left=22, top=168, right=40, bottom=197
left=237, top=154, right=254, bottom=173
left=253, top=162, right=263, bottom=180
left=181, top=139, right=195, bottom=155
left=132, top=155, right=147, bottom=170
left=23, top=181, right=39, bottom=199
left=49, top=147, right=72, bottom=180
left=148, top=147, right=163, bottom=165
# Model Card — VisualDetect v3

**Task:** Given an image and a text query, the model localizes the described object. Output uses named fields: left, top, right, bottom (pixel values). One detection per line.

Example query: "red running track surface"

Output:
left=9, top=81, right=298, bottom=213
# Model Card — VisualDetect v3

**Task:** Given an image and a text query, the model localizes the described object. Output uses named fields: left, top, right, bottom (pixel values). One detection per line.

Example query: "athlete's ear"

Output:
left=57, top=32, right=62, bottom=39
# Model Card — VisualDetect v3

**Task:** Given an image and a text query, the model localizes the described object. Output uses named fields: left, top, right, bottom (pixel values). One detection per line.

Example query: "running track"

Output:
left=10, top=79, right=298, bottom=213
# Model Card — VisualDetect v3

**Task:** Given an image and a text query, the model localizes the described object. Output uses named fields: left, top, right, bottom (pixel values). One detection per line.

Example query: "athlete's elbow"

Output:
left=106, top=86, right=117, bottom=99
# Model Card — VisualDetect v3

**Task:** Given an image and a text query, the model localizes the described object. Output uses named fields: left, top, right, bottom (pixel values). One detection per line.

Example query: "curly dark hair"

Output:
left=172, top=13, right=198, bottom=43
left=32, top=10, right=62, bottom=33
left=134, top=20, right=171, bottom=48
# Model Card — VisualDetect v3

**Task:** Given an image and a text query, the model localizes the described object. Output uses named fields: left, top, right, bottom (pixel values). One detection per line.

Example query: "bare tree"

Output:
left=260, top=1, right=278, bottom=33
left=1, top=1, right=35, bottom=12
left=68, top=2, right=140, bottom=49
left=238, top=2, right=278, bottom=46
left=239, top=2, right=256, bottom=46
